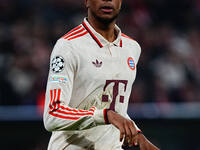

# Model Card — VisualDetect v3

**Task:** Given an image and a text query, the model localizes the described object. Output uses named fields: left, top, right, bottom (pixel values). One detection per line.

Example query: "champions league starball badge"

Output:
left=51, top=56, right=65, bottom=73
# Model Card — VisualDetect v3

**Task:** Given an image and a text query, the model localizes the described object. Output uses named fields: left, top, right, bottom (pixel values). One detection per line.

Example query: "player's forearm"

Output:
left=44, top=114, right=95, bottom=131
left=43, top=106, right=107, bottom=132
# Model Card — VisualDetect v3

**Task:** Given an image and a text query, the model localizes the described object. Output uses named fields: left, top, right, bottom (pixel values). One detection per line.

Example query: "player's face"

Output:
left=86, top=0, right=122, bottom=23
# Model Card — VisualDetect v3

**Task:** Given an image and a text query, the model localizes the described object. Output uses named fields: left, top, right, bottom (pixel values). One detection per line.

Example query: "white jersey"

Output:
left=43, top=18, right=141, bottom=150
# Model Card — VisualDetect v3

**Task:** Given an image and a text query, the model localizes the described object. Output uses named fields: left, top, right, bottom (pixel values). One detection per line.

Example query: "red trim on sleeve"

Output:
left=64, top=27, right=85, bottom=39
left=103, top=109, right=110, bottom=124
left=48, top=89, right=96, bottom=120
left=56, top=89, right=61, bottom=108
left=49, top=90, right=53, bottom=109
left=67, top=31, right=88, bottom=40
left=55, top=109, right=94, bottom=116
left=137, top=130, right=142, bottom=134
left=49, top=89, right=57, bottom=109
left=121, top=33, right=135, bottom=41
left=49, top=111, right=80, bottom=120
left=103, top=109, right=106, bottom=123
left=120, top=39, right=122, bottom=47
left=62, top=25, right=82, bottom=39
left=53, top=89, right=57, bottom=109
left=59, top=105, right=95, bottom=113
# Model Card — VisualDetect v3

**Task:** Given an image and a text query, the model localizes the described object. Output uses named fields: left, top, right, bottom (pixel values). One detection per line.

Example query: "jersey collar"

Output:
left=82, top=18, right=122, bottom=48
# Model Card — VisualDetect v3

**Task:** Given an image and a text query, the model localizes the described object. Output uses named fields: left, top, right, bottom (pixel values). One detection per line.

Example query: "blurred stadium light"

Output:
left=128, top=102, right=200, bottom=119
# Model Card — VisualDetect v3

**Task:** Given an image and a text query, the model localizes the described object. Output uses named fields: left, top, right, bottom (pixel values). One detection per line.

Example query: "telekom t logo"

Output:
left=102, top=80, right=128, bottom=111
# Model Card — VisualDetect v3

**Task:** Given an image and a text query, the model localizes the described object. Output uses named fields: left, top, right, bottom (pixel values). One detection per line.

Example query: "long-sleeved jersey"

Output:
left=43, top=18, right=141, bottom=150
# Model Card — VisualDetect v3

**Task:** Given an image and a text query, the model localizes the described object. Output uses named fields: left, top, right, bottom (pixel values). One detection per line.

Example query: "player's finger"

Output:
left=132, top=138, right=139, bottom=147
left=129, top=123, right=138, bottom=146
left=124, top=123, right=132, bottom=146
left=129, top=121, right=137, bottom=137
left=119, top=127, right=125, bottom=142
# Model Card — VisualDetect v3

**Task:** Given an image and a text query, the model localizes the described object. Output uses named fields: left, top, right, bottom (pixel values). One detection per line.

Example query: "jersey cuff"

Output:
left=103, top=109, right=110, bottom=124
left=93, top=109, right=106, bottom=125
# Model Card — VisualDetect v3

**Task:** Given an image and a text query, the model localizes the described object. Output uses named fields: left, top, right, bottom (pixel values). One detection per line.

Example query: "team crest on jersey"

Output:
left=127, top=57, right=135, bottom=70
left=51, top=56, right=65, bottom=73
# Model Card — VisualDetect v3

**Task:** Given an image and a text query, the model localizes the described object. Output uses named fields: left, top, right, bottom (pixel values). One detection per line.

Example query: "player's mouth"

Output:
left=100, top=6, right=114, bottom=13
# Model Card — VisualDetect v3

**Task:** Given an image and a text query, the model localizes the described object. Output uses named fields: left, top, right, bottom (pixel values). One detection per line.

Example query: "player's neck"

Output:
left=87, top=16, right=117, bottom=43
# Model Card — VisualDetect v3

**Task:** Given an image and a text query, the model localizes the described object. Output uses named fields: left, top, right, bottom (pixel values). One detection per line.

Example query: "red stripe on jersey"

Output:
left=49, top=90, right=53, bottom=109
left=121, top=33, right=135, bottom=41
left=89, top=107, right=96, bottom=112
left=49, top=111, right=80, bottom=120
left=79, top=109, right=89, bottom=113
left=64, top=27, right=85, bottom=39
left=67, top=31, right=88, bottom=40
left=56, top=89, right=61, bottom=108
left=49, top=89, right=60, bottom=109
left=120, top=39, right=122, bottom=47
left=48, top=89, right=96, bottom=119
left=103, top=109, right=107, bottom=124
left=60, top=105, right=79, bottom=112
left=62, top=25, right=82, bottom=39
left=49, top=89, right=57, bottom=109
left=59, top=105, right=95, bottom=113
left=53, top=89, right=57, bottom=109
left=55, top=109, right=94, bottom=116
left=82, top=22, right=103, bottom=48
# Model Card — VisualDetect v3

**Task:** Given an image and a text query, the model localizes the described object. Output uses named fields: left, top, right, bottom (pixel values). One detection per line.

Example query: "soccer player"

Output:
left=43, top=0, right=160, bottom=149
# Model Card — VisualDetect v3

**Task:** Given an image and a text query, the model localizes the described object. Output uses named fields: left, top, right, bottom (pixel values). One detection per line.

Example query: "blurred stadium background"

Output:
left=0, top=0, right=200, bottom=149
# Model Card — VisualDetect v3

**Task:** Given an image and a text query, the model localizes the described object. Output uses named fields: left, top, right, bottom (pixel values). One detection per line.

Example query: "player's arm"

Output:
left=43, top=39, right=106, bottom=132
left=107, top=111, right=159, bottom=149
left=126, top=114, right=160, bottom=149
left=107, top=110, right=140, bottom=147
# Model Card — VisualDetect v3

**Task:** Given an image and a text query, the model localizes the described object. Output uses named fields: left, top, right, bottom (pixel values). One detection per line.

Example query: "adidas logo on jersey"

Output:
left=92, top=59, right=102, bottom=68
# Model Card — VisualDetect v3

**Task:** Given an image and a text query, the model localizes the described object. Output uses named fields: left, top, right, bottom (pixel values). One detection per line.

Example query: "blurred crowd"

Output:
left=0, top=0, right=200, bottom=106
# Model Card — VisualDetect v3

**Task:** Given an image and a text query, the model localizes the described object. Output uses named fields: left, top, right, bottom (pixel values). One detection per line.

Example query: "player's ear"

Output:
left=85, top=0, right=89, bottom=9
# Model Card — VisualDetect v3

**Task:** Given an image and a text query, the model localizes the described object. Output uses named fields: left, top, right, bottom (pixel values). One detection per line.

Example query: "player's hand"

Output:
left=133, top=133, right=160, bottom=150
left=107, top=110, right=138, bottom=147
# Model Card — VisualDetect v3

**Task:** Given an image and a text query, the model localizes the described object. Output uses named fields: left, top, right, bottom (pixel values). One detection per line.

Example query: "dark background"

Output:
left=1, top=119, right=200, bottom=150
left=0, top=0, right=200, bottom=149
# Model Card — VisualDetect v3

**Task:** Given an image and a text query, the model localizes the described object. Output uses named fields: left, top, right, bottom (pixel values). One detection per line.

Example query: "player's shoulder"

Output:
left=60, top=24, right=88, bottom=44
left=51, top=24, right=89, bottom=58
left=121, top=33, right=141, bottom=51
left=52, top=24, right=89, bottom=53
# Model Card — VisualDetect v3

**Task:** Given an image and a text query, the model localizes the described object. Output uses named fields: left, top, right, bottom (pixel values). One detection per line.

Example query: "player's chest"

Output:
left=77, top=46, right=137, bottom=82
